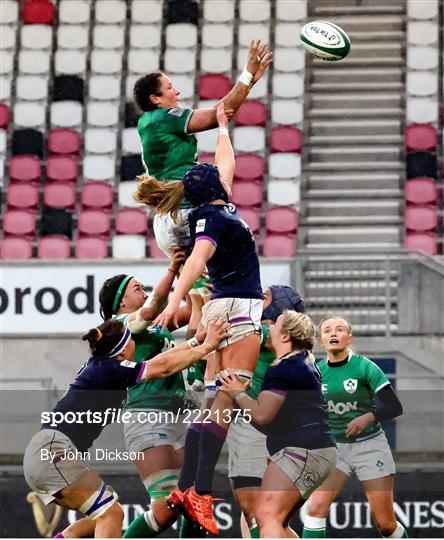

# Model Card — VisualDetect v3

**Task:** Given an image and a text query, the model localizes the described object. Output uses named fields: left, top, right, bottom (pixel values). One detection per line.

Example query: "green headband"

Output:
left=112, top=275, right=133, bottom=314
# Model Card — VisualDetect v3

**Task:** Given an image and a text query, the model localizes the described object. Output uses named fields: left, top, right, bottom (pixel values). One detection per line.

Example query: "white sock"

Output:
left=304, top=515, right=326, bottom=531
left=386, top=521, right=405, bottom=538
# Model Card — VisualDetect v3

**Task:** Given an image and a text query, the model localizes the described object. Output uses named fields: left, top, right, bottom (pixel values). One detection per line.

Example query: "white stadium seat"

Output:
left=173, top=75, right=195, bottom=100
left=13, top=102, right=46, bottom=128
left=87, top=102, right=119, bottom=127
left=0, top=158, right=5, bottom=185
left=273, top=73, right=304, bottom=98
left=0, top=26, right=16, bottom=50
left=126, top=75, right=138, bottom=99
left=233, top=127, right=265, bottom=153
left=51, top=101, right=83, bottom=128
left=0, top=77, right=11, bottom=102
left=112, top=235, right=146, bottom=260
left=91, top=50, right=122, bottom=75
left=202, top=23, right=233, bottom=48
left=83, top=155, right=116, bottom=181
left=18, top=51, right=50, bottom=75
left=241, top=73, right=268, bottom=99
left=89, top=75, right=121, bottom=101
left=164, top=49, right=195, bottom=74
left=272, top=100, right=304, bottom=125
left=21, top=25, right=52, bottom=50
left=407, top=21, right=438, bottom=45
left=407, top=46, right=439, bottom=70
left=93, top=25, right=125, bottom=49
left=407, top=0, right=438, bottom=20
left=267, top=180, right=300, bottom=206
left=166, top=24, right=198, bottom=49
left=57, top=25, right=89, bottom=49
left=276, top=0, right=307, bottom=21
left=59, top=0, right=90, bottom=24
left=118, top=180, right=142, bottom=208
left=198, top=100, right=218, bottom=109
left=122, top=128, right=141, bottom=154
left=55, top=50, right=87, bottom=76
left=0, top=51, right=14, bottom=75
left=95, top=0, right=126, bottom=24
left=238, top=23, right=270, bottom=47
left=130, top=25, right=161, bottom=49
left=274, top=47, right=305, bottom=72
left=269, top=153, right=301, bottom=179
left=16, top=76, right=48, bottom=101
left=203, top=0, right=235, bottom=23
left=85, top=128, right=117, bottom=154
left=275, top=23, right=304, bottom=48
left=239, top=0, right=271, bottom=22
left=201, top=49, right=232, bottom=73
left=0, top=131, right=6, bottom=156
left=131, top=0, right=163, bottom=23
left=128, top=50, right=159, bottom=74
left=407, top=72, right=437, bottom=96
left=2, top=0, right=19, bottom=24
left=406, top=97, right=438, bottom=123
left=196, top=128, right=219, bottom=153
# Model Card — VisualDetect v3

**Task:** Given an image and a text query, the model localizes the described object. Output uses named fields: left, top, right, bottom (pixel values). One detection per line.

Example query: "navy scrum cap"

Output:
left=262, top=285, right=305, bottom=322
left=183, top=163, right=229, bottom=207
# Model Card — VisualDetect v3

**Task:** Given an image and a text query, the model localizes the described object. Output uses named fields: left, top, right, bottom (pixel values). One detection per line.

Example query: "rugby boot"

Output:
left=182, top=487, right=219, bottom=535
left=167, top=486, right=186, bottom=512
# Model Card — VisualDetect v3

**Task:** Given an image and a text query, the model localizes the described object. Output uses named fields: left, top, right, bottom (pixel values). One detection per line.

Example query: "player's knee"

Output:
left=256, top=505, right=276, bottom=528
left=306, top=498, right=330, bottom=518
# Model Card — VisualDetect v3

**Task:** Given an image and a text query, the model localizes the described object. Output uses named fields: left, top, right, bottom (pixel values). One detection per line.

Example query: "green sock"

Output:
left=250, top=525, right=260, bottom=538
left=123, top=511, right=160, bottom=538
left=179, top=516, right=206, bottom=538
left=302, top=515, right=326, bottom=538
left=402, top=529, right=408, bottom=538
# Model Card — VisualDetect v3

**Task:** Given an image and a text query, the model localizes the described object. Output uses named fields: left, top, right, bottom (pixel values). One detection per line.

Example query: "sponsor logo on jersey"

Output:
left=120, top=360, right=137, bottom=369
left=196, top=219, right=206, bottom=233
left=343, top=378, right=358, bottom=394
left=327, top=400, right=358, bottom=415
left=321, top=383, right=328, bottom=394
left=167, top=108, right=183, bottom=117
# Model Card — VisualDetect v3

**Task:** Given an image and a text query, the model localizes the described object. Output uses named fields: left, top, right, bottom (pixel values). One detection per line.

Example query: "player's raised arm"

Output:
left=215, top=103, right=235, bottom=194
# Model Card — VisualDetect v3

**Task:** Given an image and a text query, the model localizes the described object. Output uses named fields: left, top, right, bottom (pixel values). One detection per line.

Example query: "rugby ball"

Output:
left=300, top=20, right=351, bottom=61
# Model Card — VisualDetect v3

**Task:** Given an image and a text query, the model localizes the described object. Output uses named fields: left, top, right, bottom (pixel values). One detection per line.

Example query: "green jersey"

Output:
left=318, top=353, right=390, bottom=443
left=116, top=314, right=185, bottom=411
left=247, top=325, right=275, bottom=400
left=138, top=107, right=197, bottom=209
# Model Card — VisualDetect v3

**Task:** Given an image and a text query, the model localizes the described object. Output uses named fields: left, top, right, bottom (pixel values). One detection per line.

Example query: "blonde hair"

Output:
left=318, top=314, right=353, bottom=335
left=133, top=174, right=184, bottom=222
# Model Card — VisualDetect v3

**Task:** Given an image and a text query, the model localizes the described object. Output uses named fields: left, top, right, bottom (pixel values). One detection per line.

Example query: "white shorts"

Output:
left=153, top=210, right=192, bottom=257
left=336, top=431, right=396, bottom=481
left=201, top=297, right=262, bottom=349
left=227, top=418, right=268, bottom=479
left=123, top=410, right=187, bottom=454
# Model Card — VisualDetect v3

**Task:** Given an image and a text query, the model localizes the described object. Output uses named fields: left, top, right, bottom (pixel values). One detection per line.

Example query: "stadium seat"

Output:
left=40, top=208, right=73, bottom=238
left=270, top=126, right=302, bottom=153
left=405, top=178, right=437, bottom=205
left=276, top=0, right=307, bottom=21
left=115, top=208, right=148, bottom=236
left=196, top=129, right=218, bottom=153
left=84, top=155, right=115, bottom=181
left=7, top=184, right=39, bottom=211
left=13, top=102, right=45, bottom=128
left=166, top=23, right=198, bottom=48
left=148, top=237, right=168, bottom=259
left=198, top=152, right=215, bottom=164
left=55, top=50, right=87, bottom=76
left=22, top=0, right=55, bottom=25
left=275, top=23, right=303, bottom=48
left=235, top=100, right=267, bottom=127
left=0, top=103, right=10, bottom=129
left=266, top=207, right=298, bottom=235
left=0, top=131, right=6, bottom=155
left=404, top=232, right=437, bottom=255
left=87, top=102, right=119, bottom=127
left=406, top=151, right=437, bottom=179
left=3, top=210, right=36, bottom=238
left=50, top=101, right=82, bottom=128
left=0, top=237, right=33, bottom=260
left=113, top=235, right=146, bottom=259
left=268, top=180, right=300, bottom=206
left=131, top=0, right=162, bottom=22
left=91, top=50, right=122, bottom=75
left=239, top=0, right=270, bottom=22
left=81, top=181, right=113, bottom=211
left=234, top=154, right=264, bottom=183
left=405, top=124, right=437, bottom=152
left=57, top=25, right=89, bottom=49
left=48, top=128, right=81, bottom=155
left=1, top=26, right=16, bottom=50
left=405, top=205, right=438, bottom=232
left=238, top=23, right=270, bottom=47
left=58, top=0, right=89, bottom=23
left=203, top=0, right=234, bottom=22
left=9, top=155, right=41, bottom=184
left=0, top=77, right=12, bottom=103
left=202, top=23, right=233, bottom=49
left=122, top=128, right=141, bottom=154
left=263, top=234, right=296, bottom=257
left=75, top=237, right=108, bottom=259
left=125, top=103, right=140, bottom=128
left=239, top=208, right=260, bottom=234
left=130, top=25, right=161, bottom=49
left=406, top=97, right=438, bottom=124
left=16, top=75, right=48, bottom=101
left=233, top=127, right=265, bottom=153
left=408, top=0, right=438, bottom=19
left=21, top=24, right=52, bottom=49
left=231, top=181, right=263, bottom=209
left=12, top=128, right=43, bottom=157
left=164, top=49, right=195, bottom=74
left=18, top=51, right=50, bottom=75
left=53, top=75, right=84, bottom=103
left=1, top=51, right=14, bottom=76
left=273, top=73, right=304, bottom=99
left=118, top=180, right=141, bottom=208
left=407, top=21, right=438, bottom=45
left=38, top=236, right=71, bottom=259
left=84, top=128, right=117, bottom=154
left=46, top=156, right=79, bottom=183
left=199, top=74, right=232, bottom=100
left=95, top=0, right=126, bottom=24
left=274, top=47, right=305, bottom=72
left=201, top=49, right=232, bottom=74
left=44, top=183, right=76, bottom=210
left=89, top=75, right=121, bottom=101
left=2, top=0, right=19, bottom=24
left=407, top=72, right=437, bottom=97
left=93, top=25, right=124, bottom=49
left=121, top=154, right=144, bottom=181
left=407, top=46, right=439, bottom=70
left=78, top=210, right=111, bottom=238
left=167, top=0, right=199, bottom=25
left=269, top=154, right=301, bottom=179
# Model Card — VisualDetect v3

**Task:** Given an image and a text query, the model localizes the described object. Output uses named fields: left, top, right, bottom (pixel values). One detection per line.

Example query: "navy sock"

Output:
left=178, top=423, right=202, bottom=492
left=195, top=420, right=228, bottom=495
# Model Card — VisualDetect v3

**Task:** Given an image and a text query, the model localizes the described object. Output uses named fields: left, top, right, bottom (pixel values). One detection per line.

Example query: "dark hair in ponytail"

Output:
left=82, top=319, right=126, bottom=357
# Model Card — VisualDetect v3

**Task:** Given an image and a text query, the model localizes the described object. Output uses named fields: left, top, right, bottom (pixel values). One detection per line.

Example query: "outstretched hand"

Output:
left=246, top=40, right=273, bottom=82
left=153, top=299, right=180, bottom=329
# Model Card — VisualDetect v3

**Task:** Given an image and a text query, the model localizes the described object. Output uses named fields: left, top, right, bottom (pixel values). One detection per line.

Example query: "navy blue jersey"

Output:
left=262, top=351, right=336, bottom=454
left=189, top=203, right=262, bottom=299
left=41, top=357, right=144, bottom=452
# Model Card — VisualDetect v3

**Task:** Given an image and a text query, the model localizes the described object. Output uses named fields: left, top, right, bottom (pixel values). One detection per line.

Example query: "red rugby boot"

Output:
left=182, top=487, right=219, bottom=535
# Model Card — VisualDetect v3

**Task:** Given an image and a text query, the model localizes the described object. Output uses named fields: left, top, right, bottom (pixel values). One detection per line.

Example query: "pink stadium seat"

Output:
left=239, top=208, right=260, bottom=234
left=404, top=177, right=437, bottom=206
left=234, top=154, right=264, bottom=183
left=405, top=124, right=437, bottom=153
left=263, top=234, right=296, bottom=257
left=198, top=153, right=215, bottom=164
left=265, top=207, right=298, bottom=235
left=46, top=156, right=79, bottom=184
left=78, top=210, right=111, bottom=239
left=270, top=126, right=302, bottom=153
left=3, top=210, right=36, bottom=238
left=0, top=238, right=33, bottom=260
left=0, top=103, right=10, bottom=130
left=231, top=181, right=263, bottom=209
left=22, top=0, right=55, bottom=24
left=38, top=236, right=71, bottom=259
left=115, top=208, right=148, bottom=236
left=44, top=184, right=76, bottom=210
left=48, top=129, right=81, bottom=156
left=75, top=237, right=108, bottom=259
left=81, top=181, right=113, bottom=211
left=9, top=155, right=41, bottom=184
left=404, top=233, right=437, bottom=255
left=235, top=100, right=267, bottom=127
left=7, top=184, right=39, bottom=211
left=199, top=74, right=232, bottom=100
left=405, top=206, right=438, bottom=232
left=148, top=237, right=168, bottom=259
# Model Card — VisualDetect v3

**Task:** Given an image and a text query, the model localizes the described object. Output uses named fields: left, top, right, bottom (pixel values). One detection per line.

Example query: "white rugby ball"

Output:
left=300, top=20, right=351, bottom=61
